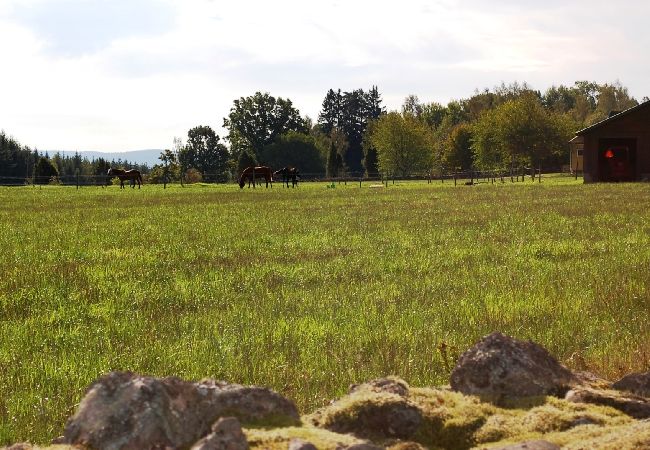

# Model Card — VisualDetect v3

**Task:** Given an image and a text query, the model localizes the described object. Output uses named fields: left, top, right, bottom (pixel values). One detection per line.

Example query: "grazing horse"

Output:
left=108, top=168, right=142, bottom=189
left=239, top=166, right=273, bottom=189
left=273, top=167, right=300, bottom=188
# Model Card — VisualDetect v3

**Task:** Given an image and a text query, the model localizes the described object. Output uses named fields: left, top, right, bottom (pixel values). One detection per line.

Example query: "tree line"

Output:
left=370, top=80, right=643, bottom=177
left=0, top=131, right=146, bottom=184
left=149, top=87, right=386, bottom=183
left=154, top=80, right=644, bottom=183
left=3, top=80, right=644, bottom=184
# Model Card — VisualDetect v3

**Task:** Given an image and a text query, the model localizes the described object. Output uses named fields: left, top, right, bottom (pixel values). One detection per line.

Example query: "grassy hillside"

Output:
left=1, top=177, right=649, bottom=444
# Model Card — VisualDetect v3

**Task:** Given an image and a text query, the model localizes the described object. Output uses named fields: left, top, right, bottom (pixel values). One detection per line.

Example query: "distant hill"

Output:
left=49, top=149, right=163, bottom=167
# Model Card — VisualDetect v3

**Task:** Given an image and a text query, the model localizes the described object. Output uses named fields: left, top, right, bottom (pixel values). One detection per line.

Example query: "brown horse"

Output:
left=273, top=167, right=300, bottom=188
left=108, top=168, right=142, bottom=189
left=239, top=166, right=273, bottom=188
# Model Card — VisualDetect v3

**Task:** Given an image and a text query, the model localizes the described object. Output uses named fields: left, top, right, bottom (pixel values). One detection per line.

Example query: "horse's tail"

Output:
left=138, top=172, right=143, bottom=185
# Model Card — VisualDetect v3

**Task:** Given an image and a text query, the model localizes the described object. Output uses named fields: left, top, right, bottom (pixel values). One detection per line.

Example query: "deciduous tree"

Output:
left=260, top=131, right=325, bottom=174
left=223, top=92, right=306, bottom=160
left=184, top=125, right=229, bottom=181
left=368, top=112, right=433, bottom=177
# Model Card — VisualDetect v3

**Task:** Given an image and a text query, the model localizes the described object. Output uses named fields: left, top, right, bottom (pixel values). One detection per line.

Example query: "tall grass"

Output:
left=1, top=178, right=649, bottom=444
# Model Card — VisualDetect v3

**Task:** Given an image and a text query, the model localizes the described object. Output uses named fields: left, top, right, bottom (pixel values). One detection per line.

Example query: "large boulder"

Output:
left=450, top=332, right=577, bottom=400
left=59, top=371, right=299, bottom=450
left=612, top=371, right=650, bottom=397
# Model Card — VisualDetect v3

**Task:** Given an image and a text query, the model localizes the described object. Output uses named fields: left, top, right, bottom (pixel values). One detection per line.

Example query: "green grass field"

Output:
left=1, top=177, right=649, bottom=444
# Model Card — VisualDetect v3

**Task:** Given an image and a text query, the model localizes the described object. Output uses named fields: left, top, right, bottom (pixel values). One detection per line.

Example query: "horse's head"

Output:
left=239, top=177, right=246, bottom=189
left=107, top=168, right=113, bottom=176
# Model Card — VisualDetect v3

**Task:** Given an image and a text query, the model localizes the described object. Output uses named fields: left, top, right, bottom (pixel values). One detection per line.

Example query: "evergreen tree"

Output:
left=317, top=89, right=343, bottom=135
left=34, top=156, right=58, bottom=184
left=339, top=89, right=367, bottom=174
left=318, top=86, right=385, bottom=174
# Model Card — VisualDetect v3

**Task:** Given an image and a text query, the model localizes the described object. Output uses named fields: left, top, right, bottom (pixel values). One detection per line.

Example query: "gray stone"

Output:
left=335, top=444, right=384, bottom=450
left=288, top=438, right=318, bottom=450
left=450, top=332, right=577, bottom=400
left=565, top=387, right=650, bottom=419
left=318, top=396, right=422, bottom=440
left=613, top=371, right=650, bottom=397
left=349, top=377, right=410, bottom=397
left=60, top=371, right=298, bottom=450
left=190, top=417, right=248, bottom=450
left=491, top=440, right=560, bottom=450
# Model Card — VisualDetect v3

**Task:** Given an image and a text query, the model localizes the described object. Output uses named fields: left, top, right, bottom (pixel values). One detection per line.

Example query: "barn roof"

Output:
left=576, top=100, right=650, bottom=136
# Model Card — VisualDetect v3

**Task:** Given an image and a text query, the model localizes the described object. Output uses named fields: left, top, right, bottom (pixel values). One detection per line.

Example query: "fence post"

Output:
left=359, top=177, right=362, bottom=188
left=539, top=165, right=541, bottom=183
left=76, top=169, right=79, bottom=190
left=454, top=170, right=457, bottom=186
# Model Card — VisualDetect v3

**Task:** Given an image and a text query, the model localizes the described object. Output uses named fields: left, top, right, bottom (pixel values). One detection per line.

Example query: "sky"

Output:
left=0, top=0, right=648, bottom=152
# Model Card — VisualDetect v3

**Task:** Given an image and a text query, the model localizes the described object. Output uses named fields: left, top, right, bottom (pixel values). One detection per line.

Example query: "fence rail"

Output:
left=0, top=168, right=581, bottom=187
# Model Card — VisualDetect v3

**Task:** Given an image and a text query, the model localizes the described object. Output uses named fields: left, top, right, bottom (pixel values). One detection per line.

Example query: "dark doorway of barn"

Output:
left=598, top=138, right=637, bottom=181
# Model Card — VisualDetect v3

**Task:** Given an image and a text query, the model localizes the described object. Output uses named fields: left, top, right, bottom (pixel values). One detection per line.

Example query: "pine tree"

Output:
left=318, top=89, right=343, bottom=135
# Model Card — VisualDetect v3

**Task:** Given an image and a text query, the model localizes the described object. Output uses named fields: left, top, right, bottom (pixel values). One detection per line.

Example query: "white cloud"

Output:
left=0, top=0, right=648, bottom=151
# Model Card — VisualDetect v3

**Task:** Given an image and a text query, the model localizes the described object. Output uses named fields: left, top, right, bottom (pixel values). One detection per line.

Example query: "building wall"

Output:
left=570, top=142, right=583, bottom=173
left=582, top=106, right=650, bottom=182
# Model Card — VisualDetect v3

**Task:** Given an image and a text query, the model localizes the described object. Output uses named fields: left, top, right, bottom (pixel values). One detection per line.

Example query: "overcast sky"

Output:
left=1, top=0, right=648, bottom=152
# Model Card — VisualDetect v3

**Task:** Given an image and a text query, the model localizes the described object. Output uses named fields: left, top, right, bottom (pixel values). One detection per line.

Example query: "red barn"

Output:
left=574, top=101, right=650, bottom=182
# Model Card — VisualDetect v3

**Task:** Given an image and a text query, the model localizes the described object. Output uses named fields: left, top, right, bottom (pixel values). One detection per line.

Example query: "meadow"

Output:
left=1, top=177, right=649, bottom=445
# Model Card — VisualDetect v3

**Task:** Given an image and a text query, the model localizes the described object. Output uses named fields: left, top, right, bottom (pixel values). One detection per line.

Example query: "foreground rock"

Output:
left=348, top=377, right=410, bottom=397
left=310, top=377, right=422, bottom=440
left=490, top=440, right=560, bottom=450
left=565, top=387, right=650, bottom=419
left=288, top=438, right=318, bottom=450
left=8, top=333, right=650, bottom=450
left=450, top=332, right=578, bottom=400
left=613, top=371, right=650, bottom=397
left=190, top=417, right=248, bottom=450
left=59, top=371, right=299, bottom=450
